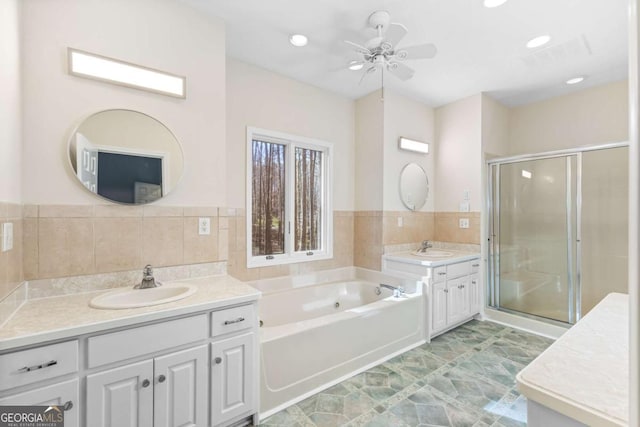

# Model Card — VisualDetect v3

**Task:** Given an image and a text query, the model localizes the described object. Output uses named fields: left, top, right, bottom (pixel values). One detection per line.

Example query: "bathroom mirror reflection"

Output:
left=68, top=109, right=184, bottom=204
left=399, top=163, right=429, bottom=211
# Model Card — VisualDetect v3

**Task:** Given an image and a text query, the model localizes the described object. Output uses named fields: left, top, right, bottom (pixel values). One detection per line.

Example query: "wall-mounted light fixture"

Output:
left=68, top=48, right=186, bottom=99
left=398, top=137, right=429, bottom=154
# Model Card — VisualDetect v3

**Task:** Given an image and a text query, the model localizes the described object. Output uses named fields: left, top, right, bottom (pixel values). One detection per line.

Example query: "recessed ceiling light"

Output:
left=566, top=76, right=585, bottom=85
left=526, top=35, right=551, bottom=49
left=348, top=61, right=364, bottom=71
left=289, top=34, right=308, bottom=47
left=484, top=0, right=509, bottom=8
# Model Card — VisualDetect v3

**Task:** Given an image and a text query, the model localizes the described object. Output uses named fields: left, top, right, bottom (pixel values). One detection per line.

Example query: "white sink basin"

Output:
left=412, top=250, right=454, bottom=258
left=90, top=283, right=197, bottom=309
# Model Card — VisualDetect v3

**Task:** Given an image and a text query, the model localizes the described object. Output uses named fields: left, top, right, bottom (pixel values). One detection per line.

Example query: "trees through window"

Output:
left=247, top=128, right=332, bottom=267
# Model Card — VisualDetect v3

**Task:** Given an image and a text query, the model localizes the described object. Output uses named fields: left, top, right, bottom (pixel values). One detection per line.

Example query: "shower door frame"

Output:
left=487, top=141, right=628, bottom=325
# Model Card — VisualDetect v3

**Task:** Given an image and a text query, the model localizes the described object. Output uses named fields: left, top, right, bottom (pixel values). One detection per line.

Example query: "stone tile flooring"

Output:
left=259, top=320, right=554, bottom=427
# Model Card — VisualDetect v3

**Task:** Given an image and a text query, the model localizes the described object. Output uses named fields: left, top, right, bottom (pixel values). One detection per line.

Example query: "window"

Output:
left=246, top=127, right=333, bottom=268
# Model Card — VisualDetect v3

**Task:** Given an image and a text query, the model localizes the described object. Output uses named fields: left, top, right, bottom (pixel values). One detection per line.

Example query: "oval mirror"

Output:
left=68, top=109, right=184, bottom=204
left=399, top=163, right=429, bottom=211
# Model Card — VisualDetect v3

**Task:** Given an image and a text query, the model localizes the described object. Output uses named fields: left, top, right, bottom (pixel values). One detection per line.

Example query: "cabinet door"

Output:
left=0, top=379, right=79, bottom=427
left=468, top=274, right=481, bottom=316
left=431, top=282, right=448, bottom=335
left=154, top=345, right=208, bottom=427
left=211, top=332, right=255, bottom=426
left=86, top=359, right=153, bottom=427
left=446, top=277, right=464, bottom=325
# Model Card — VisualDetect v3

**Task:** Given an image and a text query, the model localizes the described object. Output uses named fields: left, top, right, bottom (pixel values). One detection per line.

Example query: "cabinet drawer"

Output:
left=0, top=341, right=78, bottom=391
left=88, top=314, right=207, bottom=368
left=211, top=304, right=255, bottom=337
left=447, top=261, right=470, bottom=279
left=432, top=266, right=447, bottom=283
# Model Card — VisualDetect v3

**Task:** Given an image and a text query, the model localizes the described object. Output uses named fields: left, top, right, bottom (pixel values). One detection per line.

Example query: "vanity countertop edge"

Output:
left=0, top=275, right=261, bottom=352
left=515, top=292, right=629, bottom=427
left=382, top=250, right=480, bottom=267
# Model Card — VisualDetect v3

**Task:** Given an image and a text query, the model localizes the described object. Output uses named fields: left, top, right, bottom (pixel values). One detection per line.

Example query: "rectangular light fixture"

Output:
left=398, top=137, right=429, bottom=154
left=68, top=48, right=186, bottom=98
left=522, top=169, right=532, bottom=179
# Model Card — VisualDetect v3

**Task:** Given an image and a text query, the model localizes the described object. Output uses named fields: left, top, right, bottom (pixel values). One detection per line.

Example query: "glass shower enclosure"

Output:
left=488, top=144, right=628, bottom=324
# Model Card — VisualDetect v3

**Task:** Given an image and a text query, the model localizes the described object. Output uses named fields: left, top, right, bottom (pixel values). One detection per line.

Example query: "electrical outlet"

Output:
left=198, top=217, right=211, bottom=235
left=397, top=216, right=403, bottom=227
left=459, top=218, right=470, bottom=229
left=459, top=202, right=470, bottom=212
left=2, top=222, right=13, bottom=252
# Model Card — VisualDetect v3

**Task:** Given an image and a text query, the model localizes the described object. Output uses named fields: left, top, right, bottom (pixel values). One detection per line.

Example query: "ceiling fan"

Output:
left=345, top=10, right=437, bottom=84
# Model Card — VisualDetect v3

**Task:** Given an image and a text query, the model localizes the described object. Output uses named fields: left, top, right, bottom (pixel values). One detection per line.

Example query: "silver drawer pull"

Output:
left=438, top=272, right=446, bottom=276
left=17, top=360, right=57, bottom=373
left=472, top=263, right=480, bottom=267
left=214, top=357, right=222, bottom=364
left=224, top=317, right=245, bottom=325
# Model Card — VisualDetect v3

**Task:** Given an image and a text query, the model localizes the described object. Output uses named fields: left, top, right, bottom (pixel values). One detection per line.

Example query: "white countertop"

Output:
left=0, top=275, right=261, bottom=352
left=516, top=292, right=629, bottom=427
left=382, top=249, right=480, bottom=267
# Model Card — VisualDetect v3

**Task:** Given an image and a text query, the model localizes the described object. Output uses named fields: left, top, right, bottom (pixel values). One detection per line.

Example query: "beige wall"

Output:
left=226, top=59, right=355, bottom=211
left=21, top=0, right=226, bottom=206
left=355, top=90, right=384, bottom=211
left=434, top=94, right=483, bottom=213
left=0, top=0, right=23, bottom=302
left=383, top=90, right=435, bottom=212
left=0, top=0, right=22, bottom=203
left=509, top=80, right=628, bottom=155
left=482, top=94, right=510, bottom=158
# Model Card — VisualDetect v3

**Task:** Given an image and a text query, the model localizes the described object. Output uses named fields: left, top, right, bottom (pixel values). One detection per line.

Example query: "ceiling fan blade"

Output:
left=359, top=65, right=378, bottom=85
left=383, top=23, right=408, bottom=47
left=396, top=43, right=438, bottom=60
left=387, top=62, right=414, bottom=81
left=345, top=40, right=371, bottom=55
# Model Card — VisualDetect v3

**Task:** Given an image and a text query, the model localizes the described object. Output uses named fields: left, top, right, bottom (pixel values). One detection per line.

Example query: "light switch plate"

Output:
left=198, top=217, right=211, bottom=235
left=463, top=190, right=470, bottom=201
left=459, top=218, right=470, bottom=229
left=2, top=222, right=13, bottom=252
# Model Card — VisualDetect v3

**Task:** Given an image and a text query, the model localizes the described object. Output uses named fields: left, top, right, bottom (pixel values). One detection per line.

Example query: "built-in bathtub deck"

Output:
left=259, top=320, right=554, bottom=427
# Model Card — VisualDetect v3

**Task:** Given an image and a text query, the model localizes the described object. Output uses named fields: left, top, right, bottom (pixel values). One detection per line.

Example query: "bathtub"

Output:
left=253, top=269, right=425, bottom=418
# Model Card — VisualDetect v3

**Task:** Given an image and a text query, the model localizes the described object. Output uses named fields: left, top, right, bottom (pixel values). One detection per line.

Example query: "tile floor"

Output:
left=259, top=320, right=554, bottom=427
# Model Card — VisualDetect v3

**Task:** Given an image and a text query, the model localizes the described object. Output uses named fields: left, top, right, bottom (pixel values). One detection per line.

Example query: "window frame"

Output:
left=246, top=127, right=333, bottom=268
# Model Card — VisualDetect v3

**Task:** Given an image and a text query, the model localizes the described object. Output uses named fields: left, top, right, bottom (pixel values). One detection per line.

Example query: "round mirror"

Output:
left=68, top=109, right=184, bottom=204
left=399, top=163, right=429, bottom=211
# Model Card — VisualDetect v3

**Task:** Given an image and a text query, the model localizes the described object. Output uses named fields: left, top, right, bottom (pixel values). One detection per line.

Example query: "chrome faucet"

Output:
left=134, top=265, right=161, bottom=289
left=417, top=240, right=433, bottom=253
left=377, top=283, right=406, bottom=298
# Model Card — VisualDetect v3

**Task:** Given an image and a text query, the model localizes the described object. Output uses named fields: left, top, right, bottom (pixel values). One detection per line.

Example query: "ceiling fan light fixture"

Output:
left=289, top=34, right=308, bottom=47
left=483, top=0, right=509, bottom=8
left=349, top=61, right=364, bottom=71
left=566, top=76, right=586, bottom=85
left=526, top=35, right=551, bottom=49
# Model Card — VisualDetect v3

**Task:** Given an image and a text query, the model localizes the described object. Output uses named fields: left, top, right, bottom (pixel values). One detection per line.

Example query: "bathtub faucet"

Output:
left=378, top=284, right=406, bottom=298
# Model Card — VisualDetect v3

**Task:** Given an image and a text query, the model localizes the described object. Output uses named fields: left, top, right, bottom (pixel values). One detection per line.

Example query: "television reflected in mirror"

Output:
left=68, top=109, right=184, bottom=204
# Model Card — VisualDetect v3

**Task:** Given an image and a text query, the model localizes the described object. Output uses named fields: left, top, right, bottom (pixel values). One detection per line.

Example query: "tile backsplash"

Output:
left=0, top=202, right=481, bottom=309
left=23, top=204, right=228, bottom=280
left=0, top=202, right=23, bottom=302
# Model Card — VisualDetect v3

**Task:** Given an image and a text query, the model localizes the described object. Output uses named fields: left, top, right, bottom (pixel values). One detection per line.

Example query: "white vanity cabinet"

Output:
left=0, top=340, right=80, bottom=426
left=382, top=252, right=481, bottom=338
left=0, top=302, right=259, bottom=427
